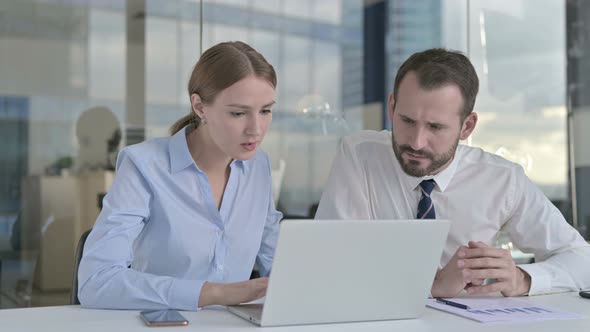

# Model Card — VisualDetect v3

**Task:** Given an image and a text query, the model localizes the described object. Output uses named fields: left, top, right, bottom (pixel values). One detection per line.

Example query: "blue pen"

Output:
left=435, top=298, right=470, bottom=310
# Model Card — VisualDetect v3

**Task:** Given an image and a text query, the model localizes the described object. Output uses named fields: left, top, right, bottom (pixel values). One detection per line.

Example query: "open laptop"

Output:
left=228, top=219, right=450, bottom=327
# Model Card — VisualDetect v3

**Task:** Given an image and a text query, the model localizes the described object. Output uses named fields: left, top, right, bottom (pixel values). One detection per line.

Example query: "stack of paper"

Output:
left=426, top=297, right=585, bottom=323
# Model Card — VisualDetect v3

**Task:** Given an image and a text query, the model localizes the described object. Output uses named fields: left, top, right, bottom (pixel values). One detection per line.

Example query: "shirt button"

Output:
left=217, top=264, right=224, bottom=271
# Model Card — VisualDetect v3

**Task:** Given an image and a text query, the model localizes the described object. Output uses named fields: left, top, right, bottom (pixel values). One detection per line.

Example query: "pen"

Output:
left=435, top=298, right=470, bottom=310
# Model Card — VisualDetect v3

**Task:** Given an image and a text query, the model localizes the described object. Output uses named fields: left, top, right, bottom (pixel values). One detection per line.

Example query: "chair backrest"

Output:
left=70, top=228, right=92, bottom=305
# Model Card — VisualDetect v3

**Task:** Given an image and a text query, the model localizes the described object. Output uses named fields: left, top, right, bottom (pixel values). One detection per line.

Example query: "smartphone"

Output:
left=140, top=309, right=189, bottom=327
left=580, top=290, right=590, bottom=299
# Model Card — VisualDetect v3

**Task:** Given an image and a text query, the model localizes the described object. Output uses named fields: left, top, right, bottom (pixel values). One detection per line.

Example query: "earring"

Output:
left=200, top=117, right=207, bottom=125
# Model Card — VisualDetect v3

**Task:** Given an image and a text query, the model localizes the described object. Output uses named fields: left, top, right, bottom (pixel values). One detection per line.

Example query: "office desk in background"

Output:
left=0, top=292, right=588, bottom=332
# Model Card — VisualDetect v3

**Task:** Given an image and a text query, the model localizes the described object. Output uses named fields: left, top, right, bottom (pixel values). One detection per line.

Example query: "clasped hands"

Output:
left=432, top=241, right=531, bottom=298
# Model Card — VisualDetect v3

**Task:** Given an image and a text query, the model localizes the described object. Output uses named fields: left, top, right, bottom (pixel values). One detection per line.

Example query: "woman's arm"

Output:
left=78, top=149, right=203, bottom=310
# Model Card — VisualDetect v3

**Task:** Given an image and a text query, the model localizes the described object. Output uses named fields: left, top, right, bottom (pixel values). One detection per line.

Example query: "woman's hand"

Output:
left=198, top=277, right=269, bottom=307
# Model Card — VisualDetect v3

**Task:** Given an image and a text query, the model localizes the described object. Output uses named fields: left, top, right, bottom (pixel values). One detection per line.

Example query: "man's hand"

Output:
left=431, top=246, right=471, bottom=298
left=198, top=277, right=268, bottom=307
left=459, top=241, right=531, bottom=297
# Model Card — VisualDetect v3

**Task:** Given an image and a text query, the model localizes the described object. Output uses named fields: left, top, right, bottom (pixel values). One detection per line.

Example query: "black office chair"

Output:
left=70, top=228, right=92, bottom=305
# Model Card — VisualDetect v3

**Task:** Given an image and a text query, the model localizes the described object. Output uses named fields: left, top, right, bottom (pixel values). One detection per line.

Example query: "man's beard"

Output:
left=391, top=135, right=459, bottom=177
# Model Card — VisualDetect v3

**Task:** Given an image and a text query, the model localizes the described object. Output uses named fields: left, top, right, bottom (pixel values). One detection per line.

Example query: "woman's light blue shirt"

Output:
left=78, top=125, right=282, bottom=310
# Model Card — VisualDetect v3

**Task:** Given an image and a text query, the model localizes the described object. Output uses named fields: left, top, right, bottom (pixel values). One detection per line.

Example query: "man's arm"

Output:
left=315, top=136, right=371, bottom=220
left=503, top=167, right=590, bottom=295
left=457, top=166, right=590, bottom=296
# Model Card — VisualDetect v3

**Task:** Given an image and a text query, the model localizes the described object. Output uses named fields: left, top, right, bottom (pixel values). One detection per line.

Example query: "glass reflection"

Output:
left=468, top=0, right=569, bottom=217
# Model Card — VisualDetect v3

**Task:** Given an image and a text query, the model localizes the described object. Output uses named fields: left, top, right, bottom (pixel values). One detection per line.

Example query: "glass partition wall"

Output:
left=0, top=0, right=585, bottom=309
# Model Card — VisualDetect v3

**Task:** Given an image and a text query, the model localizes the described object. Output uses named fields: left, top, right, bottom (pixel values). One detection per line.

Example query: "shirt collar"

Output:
left=169, top=125, right=195, bottom=174
left=394, top=144, right=462, bottom=193
left=231, top=158, right=250, bottom=173
left=169, top=124, right=251, bottom=174
left=428, top=148, right=460, bottom=192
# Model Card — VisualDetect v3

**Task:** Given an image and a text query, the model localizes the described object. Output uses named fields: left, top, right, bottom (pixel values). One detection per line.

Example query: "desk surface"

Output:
left=1, top=292, right=588, bottom=332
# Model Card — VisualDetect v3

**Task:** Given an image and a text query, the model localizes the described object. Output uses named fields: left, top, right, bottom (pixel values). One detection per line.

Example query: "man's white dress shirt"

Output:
left=316, top=130, right=590, bottom=295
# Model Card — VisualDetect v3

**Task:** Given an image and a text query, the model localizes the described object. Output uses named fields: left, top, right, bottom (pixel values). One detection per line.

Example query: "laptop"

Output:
left=228, top=219, right=450, bottom=327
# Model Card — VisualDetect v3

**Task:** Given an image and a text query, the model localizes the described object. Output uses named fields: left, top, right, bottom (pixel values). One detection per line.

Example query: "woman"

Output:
left=78, top=41, right=282, bottom=310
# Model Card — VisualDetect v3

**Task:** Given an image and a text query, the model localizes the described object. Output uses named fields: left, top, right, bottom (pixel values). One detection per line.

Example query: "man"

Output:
left=315, top=48, right=590, bottom=297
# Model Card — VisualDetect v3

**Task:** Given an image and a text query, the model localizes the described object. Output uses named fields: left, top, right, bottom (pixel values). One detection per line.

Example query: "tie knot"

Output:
left=419, top=179, right=436, bottom=195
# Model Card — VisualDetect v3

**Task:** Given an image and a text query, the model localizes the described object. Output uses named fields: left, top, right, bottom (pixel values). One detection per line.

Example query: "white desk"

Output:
left=0, top=292, right=588, bottom=332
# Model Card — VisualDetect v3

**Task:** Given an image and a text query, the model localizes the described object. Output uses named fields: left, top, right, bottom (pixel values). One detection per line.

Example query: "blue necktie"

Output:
left=417, top=179, right=436, bottom=219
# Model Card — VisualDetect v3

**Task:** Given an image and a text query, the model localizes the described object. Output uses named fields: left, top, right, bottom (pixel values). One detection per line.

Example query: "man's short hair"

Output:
left=393, top=48, right=479, bottom=119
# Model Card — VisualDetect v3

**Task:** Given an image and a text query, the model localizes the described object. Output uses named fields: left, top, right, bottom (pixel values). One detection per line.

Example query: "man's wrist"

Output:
left=517, top=267, right=532, bottom=295
left=431, top=271, right=462, bottom=298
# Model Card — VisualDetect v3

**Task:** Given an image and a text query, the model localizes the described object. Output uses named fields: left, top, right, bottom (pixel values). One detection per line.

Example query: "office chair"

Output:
left=70, top=228, right=92, bottom=305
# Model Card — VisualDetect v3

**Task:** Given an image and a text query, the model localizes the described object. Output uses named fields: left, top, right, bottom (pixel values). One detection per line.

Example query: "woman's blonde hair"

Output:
left=170, top=41, right=277, bottom=135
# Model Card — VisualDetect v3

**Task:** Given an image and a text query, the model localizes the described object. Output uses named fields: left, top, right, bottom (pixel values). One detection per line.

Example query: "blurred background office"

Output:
left=1, top=0, right=589, bottom=309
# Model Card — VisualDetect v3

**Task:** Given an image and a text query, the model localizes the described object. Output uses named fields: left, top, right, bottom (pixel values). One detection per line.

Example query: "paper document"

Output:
left=427, top=297, right=584, bottom=323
